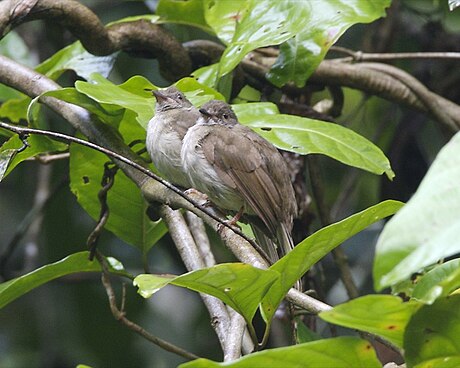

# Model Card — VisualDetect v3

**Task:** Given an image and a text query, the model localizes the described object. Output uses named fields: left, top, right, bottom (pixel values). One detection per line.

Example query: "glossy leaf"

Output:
left=405, top=295, right=460, bottom=367
left=0, top=252, right=128, bottom=309
left=134, top=263, right=279, bottom=323
left=43, top=88, right=125, bottom=128
left=320, top=295, right=420, bottom=348
left=412, top=260, right=460, bottom=304
left=267, top=0, right=391, bottom=87
left=374, top=131, right=460, bottom=290
left=0, top=134, right=67, bottom=181
left=261, top=200, right=403, bottom=323
left=240, top=113, right=394, bottom=179
left=75, top=74, right=155, bottom=129
left=179, top=337, right=380, bottom=368
left=217, top=1, right=310, bottom=77
left=69, top=142, right=167, bottom=253
left=74, top=75, right=221, bottom=129
left=36, top=41, right=116, bottom=81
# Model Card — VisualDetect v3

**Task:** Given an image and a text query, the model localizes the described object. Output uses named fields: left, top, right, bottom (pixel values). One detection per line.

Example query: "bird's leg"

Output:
left=217, top=206, right=244, bottom=233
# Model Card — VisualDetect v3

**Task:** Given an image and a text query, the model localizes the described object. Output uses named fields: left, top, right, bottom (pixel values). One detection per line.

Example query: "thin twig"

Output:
left=95, top=251, right=200, bottom=361
left=330, top=47, right=460, bottom=62
left=0, top=121, right=270, bottom=264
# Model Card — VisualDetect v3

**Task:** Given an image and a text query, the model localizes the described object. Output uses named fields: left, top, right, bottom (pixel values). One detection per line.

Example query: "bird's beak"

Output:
left=199, top=108, right=211, bottom=117
left=152, top=90, right=168, bottom=102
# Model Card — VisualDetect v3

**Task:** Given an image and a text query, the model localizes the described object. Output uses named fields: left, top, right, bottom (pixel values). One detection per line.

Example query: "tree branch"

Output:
left=0, top=0, right=191, bottom=80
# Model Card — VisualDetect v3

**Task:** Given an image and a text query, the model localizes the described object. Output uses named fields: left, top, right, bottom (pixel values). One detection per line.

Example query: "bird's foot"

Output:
left=184, top=188, right=209, bottom=206
left=216, top=207, right=244, bottom=234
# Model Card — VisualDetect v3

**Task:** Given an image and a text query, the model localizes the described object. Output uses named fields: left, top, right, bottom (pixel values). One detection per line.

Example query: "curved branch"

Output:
left=0, top=0, right=191, bottom=80
left=241, top=49, right=460, bottom=132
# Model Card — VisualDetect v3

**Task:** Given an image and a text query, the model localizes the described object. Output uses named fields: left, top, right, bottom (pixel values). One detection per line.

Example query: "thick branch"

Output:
left=0, top=0, right=191, bottom=80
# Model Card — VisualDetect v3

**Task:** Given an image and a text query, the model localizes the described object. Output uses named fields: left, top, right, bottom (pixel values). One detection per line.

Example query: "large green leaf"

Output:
left=69, top=141, right=167, bottom=253
left=42, top=88, right=125, bottom=128
left=405, top=295, right=460, bottom=367
left=412, top=260, right=460, bottom=304
left=75, top=74, right=155, bottom=129
left=239, top=113, right=394, bottom=179
left=0, top=252, right=128, bottom=309
left=216, top=1, right=310, bottom=77
left=267, top=0, right=391, bottom=87
left=134, top=263, right=279, bottom=324
left=374, top=131, right=460, bottom=291
left=74, top=75, right=221, bottom=129
left=199, top=0, right=389, bottom=86
left=320, top=295, right=420, bottom=348
left=261, top=200, right=403, bottom=323
left=179, top=337, right=381, bottom=368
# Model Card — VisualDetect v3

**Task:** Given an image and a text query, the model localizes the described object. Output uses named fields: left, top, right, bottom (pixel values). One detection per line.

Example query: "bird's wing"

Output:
left=200, top=124, right=285, bottom=237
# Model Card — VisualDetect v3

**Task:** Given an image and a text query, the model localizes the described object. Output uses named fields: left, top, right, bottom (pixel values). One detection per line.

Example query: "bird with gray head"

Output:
left=146, top=86, right=200, bottom=188
left=181, top=100, right=298, bottom=266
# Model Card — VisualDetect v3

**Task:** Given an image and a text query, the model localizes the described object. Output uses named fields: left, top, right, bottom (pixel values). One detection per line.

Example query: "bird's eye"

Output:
left=222, top=113, right=229, bottom=119
left=177, top=94, right=183, bottom=100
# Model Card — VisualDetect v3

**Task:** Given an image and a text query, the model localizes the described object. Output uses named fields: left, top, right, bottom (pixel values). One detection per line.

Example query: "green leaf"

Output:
left=405, top=295, right=460, bottom=367
left=69, top=142, right=167, bottom=253
left=374, top=131, right=460, bottom=290
left=179, top=337, right=381, bottom=368
left=0, top=134, right=68, bottom=181
left=240, top=113, right=394, bottom=179
left=42, top=88, right=125, bottom=128
left=36, top=42, right=116, bottom=81
left=0, top=252, right=127, bottom=309
left=267, top=0, right=391, bottom=87
left=75, top=74, right=155, bottom=129
left=320, top=295, right=420, bottom=348
left=216, top=1, right=310, bottom=77
left=261, top=200, right=403, bottom=323
left=157, top=0, right=211, bottom=32
left=412, top=260, right=460, bottom=304
left=134, top=263, right=278, bottom=324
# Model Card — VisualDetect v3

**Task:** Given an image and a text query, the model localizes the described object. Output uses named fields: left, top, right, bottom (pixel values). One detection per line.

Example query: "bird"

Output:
left=181, top=100, right=298, bottom=263
left=146, top=86, right=201, bottom=188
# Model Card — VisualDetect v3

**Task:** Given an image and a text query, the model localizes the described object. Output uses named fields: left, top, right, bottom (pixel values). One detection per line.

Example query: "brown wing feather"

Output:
left=203, top=124, right=293, bottom=238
